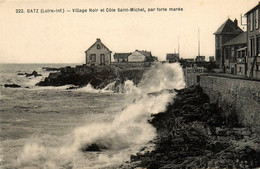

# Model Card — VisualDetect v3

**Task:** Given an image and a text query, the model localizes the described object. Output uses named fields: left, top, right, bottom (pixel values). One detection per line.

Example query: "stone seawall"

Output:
left=199, top=75, right=260, bottom=134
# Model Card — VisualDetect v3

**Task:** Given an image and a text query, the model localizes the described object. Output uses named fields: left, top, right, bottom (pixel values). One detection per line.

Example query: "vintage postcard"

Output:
left=1, top=0, right=260, bottom=168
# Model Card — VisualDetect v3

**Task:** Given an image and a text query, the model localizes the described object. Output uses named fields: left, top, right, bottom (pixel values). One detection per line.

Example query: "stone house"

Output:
left=222, top=32, right=247, bottom=75
left=85, top=38, right=112, bottom=66
left=245, top=2, right=260, bottom=79
left=214, top=18, right=243, bottom=69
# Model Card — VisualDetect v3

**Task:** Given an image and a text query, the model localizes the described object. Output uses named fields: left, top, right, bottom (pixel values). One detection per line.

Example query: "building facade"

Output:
left=222, top=32, right=247, bottom=75
left=245, top=2, right=260, bottom=79
left=128, top=50, right=156, bottom=62
left=166, top=53, right=179, bottom=62
left=113, top=53, right=131, bottom=62
left=85, top=38, right=111, bottom=66
left=214, top=19, right=243, bottom=69
left=195, top=56, right=206, bottom=62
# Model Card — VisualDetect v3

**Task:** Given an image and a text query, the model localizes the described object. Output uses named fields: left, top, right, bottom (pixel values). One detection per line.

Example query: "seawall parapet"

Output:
left=199, top=75, right=260, bottom=135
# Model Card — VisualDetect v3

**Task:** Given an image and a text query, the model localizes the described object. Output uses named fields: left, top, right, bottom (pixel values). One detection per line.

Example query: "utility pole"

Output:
left=198, top=28, right=200, bottom=57
left=178, top=35, right=180, bottom=58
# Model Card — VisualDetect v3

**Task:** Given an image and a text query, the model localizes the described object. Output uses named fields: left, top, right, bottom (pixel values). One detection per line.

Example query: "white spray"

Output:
left=16, top=63, right=185, bottom=169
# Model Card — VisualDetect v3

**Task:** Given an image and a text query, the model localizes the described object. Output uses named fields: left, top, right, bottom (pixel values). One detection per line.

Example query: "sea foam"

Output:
left=16, top=63, right=185, bottom=168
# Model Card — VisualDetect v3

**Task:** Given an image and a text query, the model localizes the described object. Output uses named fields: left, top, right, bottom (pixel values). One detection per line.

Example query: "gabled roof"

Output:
left=245, top=2, right=260, bottom=16
left=136, top=50, right=152, bottom=57
left=114, top=53, right=131, bottom=59
left=214, top=19, right=243, bottom=35
left=223, top=32, right=247, bottom=46
left=85, top=39, right=111, bottom=53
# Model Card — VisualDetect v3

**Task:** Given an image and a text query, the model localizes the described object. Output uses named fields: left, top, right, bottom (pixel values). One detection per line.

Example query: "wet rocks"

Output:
left=36, top=71, right=117, bottom=89
left=25, top=70, right=42, bottom=77
left=42, top=67, right=61, bottom=71
left=36, top=66, right=145, bottom=90
left=129, top=85, right=260, bottom=168
left=18, top=70, right=42, bottom=77
left=4, top=83, right=21, bottom=88
left=81, top=143, right=107, bottom=152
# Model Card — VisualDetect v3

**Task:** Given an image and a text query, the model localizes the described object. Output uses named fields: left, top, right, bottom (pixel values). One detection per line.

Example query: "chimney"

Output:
left=234, top=18, right=238, bottom=27
left=96, top=38, right=101, bottom=42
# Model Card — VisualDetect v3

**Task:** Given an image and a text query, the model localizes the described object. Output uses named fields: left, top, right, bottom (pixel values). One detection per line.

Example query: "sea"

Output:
left=0, top=63, right=185, bottom=169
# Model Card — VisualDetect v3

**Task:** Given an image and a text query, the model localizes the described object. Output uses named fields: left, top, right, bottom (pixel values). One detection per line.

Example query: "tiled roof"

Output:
left=214, top=19, right=243, bottom=35
left=114, top=53, right=131, bottom=59
left=223, top=32, right=247, bottom=46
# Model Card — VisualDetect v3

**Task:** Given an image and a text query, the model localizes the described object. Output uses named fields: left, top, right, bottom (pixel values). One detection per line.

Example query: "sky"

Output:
left=0, top=0, right=259, bottom=63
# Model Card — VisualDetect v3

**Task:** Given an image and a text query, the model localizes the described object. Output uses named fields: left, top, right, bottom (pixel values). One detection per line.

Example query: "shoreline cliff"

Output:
left=124, top=85, right=260, bottom=169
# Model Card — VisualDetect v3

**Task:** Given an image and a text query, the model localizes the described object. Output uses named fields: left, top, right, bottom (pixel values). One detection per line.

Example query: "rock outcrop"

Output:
left=127, top=85, right=260, bottom=168
left=42, top=67, right=61, bottom=71
left=18, top=71, right=42, bottom=77
left=25, top=71, right=42, bottom=77
left=4, top=83, right=21, bottom=88
left=36, top=66, right=145, bottom=90
left=36, top=70, right=117, bottom=89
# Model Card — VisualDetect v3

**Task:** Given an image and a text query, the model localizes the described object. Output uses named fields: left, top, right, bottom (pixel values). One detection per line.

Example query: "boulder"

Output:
left=26, top=70, right=42, bottom=77
left=4, top=83, right=21, bottom=88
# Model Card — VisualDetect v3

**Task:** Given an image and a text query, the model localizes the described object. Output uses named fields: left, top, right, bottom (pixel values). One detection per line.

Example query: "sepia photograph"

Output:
left=0, top=0, right=260, bottom=168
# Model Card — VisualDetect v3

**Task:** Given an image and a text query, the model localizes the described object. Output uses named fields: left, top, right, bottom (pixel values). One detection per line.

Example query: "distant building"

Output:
left=179, top=58, right=194, bottom=62
left=85, top=38, right=112, bottom=66
left=128, top=50, right=156, bottom=62
left=113, top=53, right=131, bottom=62
left=195, top=56, right=205, bottom=62
left=178, top=58, right=195, bottom=68
left=214, top=18, right=243, bottom=69
left=245, top=2, right=260, bottom=79
left=166, top=53, right=179, bottom=62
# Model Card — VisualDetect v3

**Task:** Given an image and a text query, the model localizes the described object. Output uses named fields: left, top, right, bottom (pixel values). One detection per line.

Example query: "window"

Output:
left=90, top=54, right=96, bottom=62
left=257, top=62, right=260, bottom=71
left=250, top=13, right=254, bottom=31
left=257, top=37, right=260, bottom=56
left=239, top=67, right=242, bottom=72
left=97, top=44, right=100, bottom=49
left=251, top=38, right=255, bottom=57
left=100, top=54, right=105, bottom=64
left=256, top=9, right=259, bottom=29
left=242, top=50, right=245, bottom=57
left=216, top=36, right=219, bottom=48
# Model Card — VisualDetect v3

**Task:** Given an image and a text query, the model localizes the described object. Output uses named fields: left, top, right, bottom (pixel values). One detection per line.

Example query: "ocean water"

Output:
left=0, top=63, right=185, bottom=169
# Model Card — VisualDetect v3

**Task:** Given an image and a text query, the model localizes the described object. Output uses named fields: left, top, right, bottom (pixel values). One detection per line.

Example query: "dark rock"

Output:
left=4, top=83, right=21, bottom=88
left=147, top=162, right=162, bottom=169
left=42, top=67, right=60, bottom=71
left=25, top=70, right=42, bottom=77
left=81, top=143, right=107, bottom=152
left=66, top=86, right=80, bottom=90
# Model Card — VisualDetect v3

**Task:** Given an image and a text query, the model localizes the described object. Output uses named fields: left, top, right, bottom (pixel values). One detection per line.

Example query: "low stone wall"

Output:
left=110, top=62, right=151, bottom=67
left=199, top=75, right=260, bottom=134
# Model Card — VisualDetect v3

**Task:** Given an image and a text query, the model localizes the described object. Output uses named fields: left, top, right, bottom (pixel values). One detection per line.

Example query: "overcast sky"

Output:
left=0, top=0, right=259, bottom=63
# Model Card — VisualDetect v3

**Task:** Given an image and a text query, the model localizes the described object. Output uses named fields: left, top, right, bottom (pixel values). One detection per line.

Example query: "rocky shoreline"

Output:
left=125, top=85, right=260, bottom=168
left=36, top=66, right=146, bottom=90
